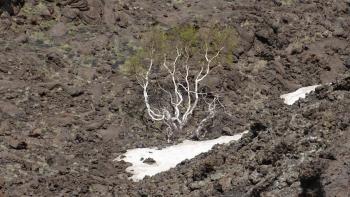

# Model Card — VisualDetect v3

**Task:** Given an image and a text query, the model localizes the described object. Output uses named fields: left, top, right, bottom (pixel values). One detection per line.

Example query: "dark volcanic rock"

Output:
left=143, top=158, right=156, bottom=165
left=345, top=57, right=350, bottom=69
left=9, top=139, right=27, bottom=150
left=255, top=27, right=276, bottom=46
left=64, top=86, right=84, bottom=97
left=0, top=0, right=349, bottom=196
left=49, top=22, right=68, bottom=37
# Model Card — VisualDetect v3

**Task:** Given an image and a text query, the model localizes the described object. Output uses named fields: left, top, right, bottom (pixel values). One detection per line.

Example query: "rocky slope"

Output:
left=0, top=0, right=349, bottom=196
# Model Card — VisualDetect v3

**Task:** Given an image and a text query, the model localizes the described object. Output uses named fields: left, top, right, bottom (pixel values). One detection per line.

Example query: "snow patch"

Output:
left=114, top=131, right=248, bottom=181
left=280, top=85, right=321, bottom=105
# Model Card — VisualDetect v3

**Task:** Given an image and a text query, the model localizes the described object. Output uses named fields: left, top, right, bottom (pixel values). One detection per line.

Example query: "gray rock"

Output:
left=28, top=128, right=42, bottom=138
left=15, top=34, right=28, bottom=43
left=210, top=172, right=224, bottom=180
left=189, top=181, right=207, bottom=190
left=49, top=22, right=68, bottom=37
left=143, top=157, right=156, bottom=165
left=218, top=176, right=232, bottom=192
left=333, top=27, right=345, bottom=37
left=344, top=57, right=350, bottom=69
left=0, top=101, right=24, bottom=117
left=9, top=139, right=27, bottom=150
left=222, top=127, right=232, bottom=135
left=86, top=121, right=104, bottom=131
left=64, top=86, right=84, bottom=97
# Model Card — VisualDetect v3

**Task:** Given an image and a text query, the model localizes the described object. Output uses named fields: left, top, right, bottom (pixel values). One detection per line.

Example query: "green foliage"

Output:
left=120, top=25, right=238, bottom=76
left=171, top=25, right=199, bottom=47
left=281, top=0, right=295, bottom=6
left=120, top=48, right=147, bottom=75
left=201, top=26, right=238, bottom=64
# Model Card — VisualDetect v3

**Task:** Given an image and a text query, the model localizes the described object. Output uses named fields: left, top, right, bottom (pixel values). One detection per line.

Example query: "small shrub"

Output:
left=120, top=24, right=238, bottom=77
left=119, top=24, right=238, bottom=139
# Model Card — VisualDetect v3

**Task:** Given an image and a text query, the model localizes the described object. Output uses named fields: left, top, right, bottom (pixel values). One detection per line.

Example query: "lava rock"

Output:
left=218, top=176, right=233, bottom=192
left=333, top=26, right=345, bottom=37
left=49, top=22, right=68, bottom=37
left=344, top=57, right=350, bottom=69
left=14, top=34, right=28, bottom=43
left=28, top=128, right=42, bottom=138
left=255, top=28, right=275, bottom=46
left=189, top=181, right=207, bottom=190
left=9, top=139, right=27, bottom=150
left=64, top=86, right=84, bottom=97
left=0, top=101, right=24, bottom=118
left=143, top=158, right=156, bottom=165
left=250, top=122, right=268, bottom=137
left=222, top=127, right=232, bottom=135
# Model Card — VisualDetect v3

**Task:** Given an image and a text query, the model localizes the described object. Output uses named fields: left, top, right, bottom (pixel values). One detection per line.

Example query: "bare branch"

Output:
left=142, top=58, right=165, bottom=121
left=157, top=81, right=175, bottom=105
left=194, top=95, right=219, bottom=138
left=140, top=45, right=224, bottom=140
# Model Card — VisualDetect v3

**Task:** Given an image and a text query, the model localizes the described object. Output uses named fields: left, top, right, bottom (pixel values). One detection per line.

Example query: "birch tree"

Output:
left=122, top=25, right=237, bottom=140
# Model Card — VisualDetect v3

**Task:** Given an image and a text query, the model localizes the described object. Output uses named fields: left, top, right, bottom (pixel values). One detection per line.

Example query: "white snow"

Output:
left=114, top=131, right=248, bottom=181
left=280, top=85, right=321, bottom=105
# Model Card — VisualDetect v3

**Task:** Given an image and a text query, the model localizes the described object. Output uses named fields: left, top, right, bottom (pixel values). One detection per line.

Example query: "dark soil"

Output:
left=0, top=0, right=349, bottom=196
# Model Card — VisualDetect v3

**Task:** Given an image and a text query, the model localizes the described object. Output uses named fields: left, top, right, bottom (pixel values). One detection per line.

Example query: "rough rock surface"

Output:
left=0, top=0, right=349, bottom=196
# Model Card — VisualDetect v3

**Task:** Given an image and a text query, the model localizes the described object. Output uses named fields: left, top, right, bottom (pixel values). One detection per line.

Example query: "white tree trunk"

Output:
left=140, top=47, right=223, bottom=140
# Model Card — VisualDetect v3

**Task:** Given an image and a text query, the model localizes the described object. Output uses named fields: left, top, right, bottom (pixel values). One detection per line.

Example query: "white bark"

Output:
left=140, top=46, right=223, bottom=140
